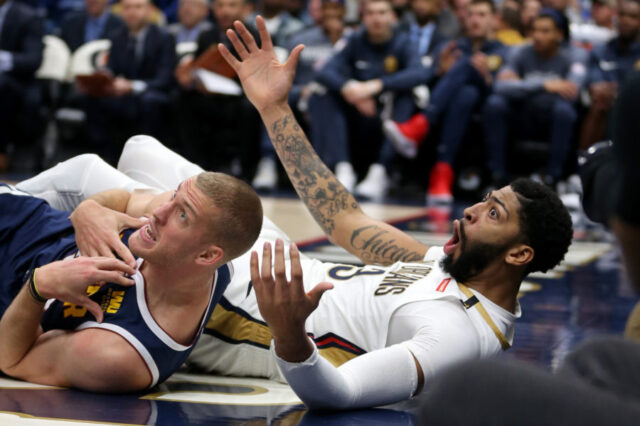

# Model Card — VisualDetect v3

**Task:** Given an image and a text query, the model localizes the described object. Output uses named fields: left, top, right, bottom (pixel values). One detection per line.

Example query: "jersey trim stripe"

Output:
left=75, top=321, right=161, bottom=387
left=204, top=297, right=272, bottom=349
left=135, top=259, right=219, bottom=351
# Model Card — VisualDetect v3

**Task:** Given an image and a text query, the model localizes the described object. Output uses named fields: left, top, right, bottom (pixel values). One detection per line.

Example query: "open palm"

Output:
left=218, top=16, right=304, bottom=113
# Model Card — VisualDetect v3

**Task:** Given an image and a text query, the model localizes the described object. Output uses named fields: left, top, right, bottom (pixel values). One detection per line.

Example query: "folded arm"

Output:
left=0, top=258, right=148, bottom=391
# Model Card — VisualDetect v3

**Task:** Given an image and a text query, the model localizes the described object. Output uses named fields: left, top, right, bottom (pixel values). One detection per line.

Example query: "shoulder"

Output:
left=7, top=1, right=39, bottom=20
left=288, top=25, right=322, bottom=45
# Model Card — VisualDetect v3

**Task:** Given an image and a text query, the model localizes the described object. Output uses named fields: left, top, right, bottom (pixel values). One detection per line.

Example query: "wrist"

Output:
left=259, top=103, right=294, bottom=125
left=26, top=268, right=47, bottom=303
left=272, top=327, right=314, bottom=362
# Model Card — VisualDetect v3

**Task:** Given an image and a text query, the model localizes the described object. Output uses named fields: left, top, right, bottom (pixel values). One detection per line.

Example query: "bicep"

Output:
left=5, top=328, right=151, bottom=392
left=336, top=213, right=428, bottom=265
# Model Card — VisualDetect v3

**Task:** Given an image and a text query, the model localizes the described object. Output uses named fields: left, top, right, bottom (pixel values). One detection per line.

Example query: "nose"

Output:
left=463, top=203, right=479, bottom=224
left=152, top=201, right=171, bottom=224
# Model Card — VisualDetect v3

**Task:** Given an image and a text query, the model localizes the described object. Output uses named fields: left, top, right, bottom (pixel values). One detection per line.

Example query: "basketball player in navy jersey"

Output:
left=0, top=174, right=262, bottom=392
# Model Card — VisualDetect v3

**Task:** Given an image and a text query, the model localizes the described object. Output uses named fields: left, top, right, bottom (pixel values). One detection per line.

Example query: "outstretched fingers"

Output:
left=234, top=20, right=259, bottom=53
left=218, top=43, right=240, bottom=71
left=285, top=44, right=305, bottom=74
left=255, top=15, right=273, bottom=51
left=225, top=29, right=249, bottom=60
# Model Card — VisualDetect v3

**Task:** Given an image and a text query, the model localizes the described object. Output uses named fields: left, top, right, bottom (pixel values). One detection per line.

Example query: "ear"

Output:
left=504, top=244, right=534, bottom=268
left=196, top=244, right=224, bottom=267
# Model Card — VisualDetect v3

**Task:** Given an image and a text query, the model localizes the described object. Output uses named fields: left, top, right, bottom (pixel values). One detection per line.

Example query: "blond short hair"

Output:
left=195, top=172, right=263, bottom=262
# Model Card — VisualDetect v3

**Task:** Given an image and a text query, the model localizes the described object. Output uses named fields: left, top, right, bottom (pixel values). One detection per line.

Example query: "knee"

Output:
left=121, top=135, right=164, bottom=158
left=68, top=153, right=102, bottom=168
left=455, top=85, right=481, bottom=107
left=484, top=94, right=508, bottom=116
left=553, top=100, right=577, bottom=122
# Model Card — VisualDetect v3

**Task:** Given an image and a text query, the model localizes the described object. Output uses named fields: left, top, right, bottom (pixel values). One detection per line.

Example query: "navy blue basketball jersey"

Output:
left=0, top=185, right=233, bottom=386
left=42, top=259, right=232, bottom=387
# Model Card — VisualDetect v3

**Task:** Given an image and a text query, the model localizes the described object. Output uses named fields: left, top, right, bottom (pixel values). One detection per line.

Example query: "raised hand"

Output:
left=250, top=239, right=333, bottom=361
left=218, top=16, right=304, bottom=113
left=70, top=199, right=147, bottom=269
left=35, top=257, right=136, bottom=323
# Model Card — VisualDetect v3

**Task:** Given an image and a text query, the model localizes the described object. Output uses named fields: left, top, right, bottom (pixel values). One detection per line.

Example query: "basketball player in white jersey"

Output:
left=16, top=18, right=573, bottom=409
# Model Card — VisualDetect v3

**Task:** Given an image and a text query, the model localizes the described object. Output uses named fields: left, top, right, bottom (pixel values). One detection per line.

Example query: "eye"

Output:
left=179, top=210, right=187, bottom=221
left=171, top=191, right=177, bottom=200
left=489, top=207, right=498, bottom=219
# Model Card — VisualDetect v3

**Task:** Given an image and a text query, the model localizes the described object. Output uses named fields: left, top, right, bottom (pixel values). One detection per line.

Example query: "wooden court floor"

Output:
left=0, top=195, right=637, bottom=425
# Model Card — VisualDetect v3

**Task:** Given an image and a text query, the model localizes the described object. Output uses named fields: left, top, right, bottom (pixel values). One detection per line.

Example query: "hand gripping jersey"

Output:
left=0, top=185, right=232, bottom=387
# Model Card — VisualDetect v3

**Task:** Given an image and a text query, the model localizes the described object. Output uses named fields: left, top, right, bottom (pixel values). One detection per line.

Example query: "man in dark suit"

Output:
left=60, top=0, right=126, bottom=52
left=174, top=0, right=261, bottom=177
left=0, top=0, right=43, bottom=171
left=85, top=0, right=176, bottom=164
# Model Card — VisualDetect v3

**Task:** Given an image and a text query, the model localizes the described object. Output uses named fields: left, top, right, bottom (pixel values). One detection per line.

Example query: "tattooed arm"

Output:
left=219, top=17, right=429, bottom=265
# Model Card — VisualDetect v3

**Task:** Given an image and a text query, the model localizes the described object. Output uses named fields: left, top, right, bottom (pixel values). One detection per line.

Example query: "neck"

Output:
left=129, top=23, right=148, bottom=36
left=462, top=264, right=521, bottom=313
left=140, top=261, right=215, bottom=307
left=416, top=16, right=435, bottom=27
left=368, top=29, right=392, bottom=44
left=470, top=35, right=487, bottom=51
left=537, top=44, right=558, bottom=59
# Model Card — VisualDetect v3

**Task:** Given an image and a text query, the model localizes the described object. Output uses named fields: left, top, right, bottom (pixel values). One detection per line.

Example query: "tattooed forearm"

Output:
left=350, top=225, right=425, bottom=265
left=267, top=114, right=360, bottom=236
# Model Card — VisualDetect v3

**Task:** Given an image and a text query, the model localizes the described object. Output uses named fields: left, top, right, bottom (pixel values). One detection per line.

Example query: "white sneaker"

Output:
left=355, top=163, right=389, bottom=201
left=335, top=161, right=356, bottom=192
left=252, top=157, right=277, bottom=190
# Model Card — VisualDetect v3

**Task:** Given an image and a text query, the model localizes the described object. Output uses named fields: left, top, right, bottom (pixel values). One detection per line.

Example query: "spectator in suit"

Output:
left=60, top=0, right=126, bottom=52
left=384, top=0, right=510, bottom=206
left=309, top=0, right=426, bottom=199
left=579, top=0, right=640, bottom=150
left=0, top=0, right=43, bottom=171
left=84, top=0, right=176, bottom=164
left=167, top=0, right=212, bottom=44
left=247, top=0, right=305, bottom=47
left=483, top=9, right=582, bottom=188
left=174, top=0, right=261, bottom=177
left=401, top=0, right=451, bottom=61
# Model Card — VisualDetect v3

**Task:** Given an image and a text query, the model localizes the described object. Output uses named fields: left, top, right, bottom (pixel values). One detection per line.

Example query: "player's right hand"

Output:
left=35, top=257, right=136, bottom=323
left=70, top=199, right=146, bottom=269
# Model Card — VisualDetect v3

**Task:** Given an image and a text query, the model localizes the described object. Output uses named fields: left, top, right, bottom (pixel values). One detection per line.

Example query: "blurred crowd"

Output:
left=0, top=0, right=638, bottom=206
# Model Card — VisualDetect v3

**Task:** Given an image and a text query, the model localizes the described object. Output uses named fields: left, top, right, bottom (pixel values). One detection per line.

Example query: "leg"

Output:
left=16, top=154, right=155, bottom=211
left=377, top=91, right=416, bottom=167
left=548, top=98, right=577, bottom=180
left=117, top=135, right=205, bottom=190
left=483, top=94, right=510, bottom=182
left=437, top=85, right=480, bottom=164
left=426, top=85, right=481, bottom=204
left=308, top=91, right=350, bottom=168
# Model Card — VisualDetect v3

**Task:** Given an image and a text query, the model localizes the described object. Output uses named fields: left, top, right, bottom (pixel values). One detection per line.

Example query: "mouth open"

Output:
left=140, top=222, right=157, bottom=243
left=443, top=220, right=461, bottom=255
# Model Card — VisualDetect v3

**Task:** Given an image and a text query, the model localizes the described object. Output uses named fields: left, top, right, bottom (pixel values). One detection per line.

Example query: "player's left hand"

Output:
left=218, top=16, right=304, bottom=114
left=71, top=199, right=147, bottom=269
left=251, top=239, right=333, bottom=342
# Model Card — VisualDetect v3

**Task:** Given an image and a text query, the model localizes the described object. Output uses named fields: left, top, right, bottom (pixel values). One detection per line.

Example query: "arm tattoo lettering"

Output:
left=350, top=225, right=425, bottom=264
